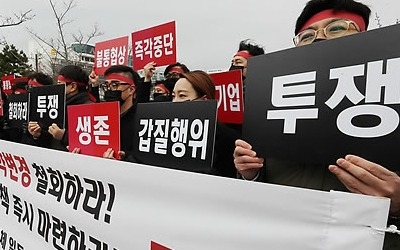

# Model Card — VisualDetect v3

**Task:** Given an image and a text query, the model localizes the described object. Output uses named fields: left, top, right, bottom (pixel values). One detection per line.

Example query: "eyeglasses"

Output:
left=293, top=19, right=360, bottom=46
left=165, top=72, right=182, bottom=79
left=100, top=81, right=130, bottom=91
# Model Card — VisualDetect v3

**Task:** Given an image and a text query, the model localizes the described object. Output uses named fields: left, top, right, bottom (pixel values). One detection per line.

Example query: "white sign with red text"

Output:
left=0, top=140, right=390, bottom=250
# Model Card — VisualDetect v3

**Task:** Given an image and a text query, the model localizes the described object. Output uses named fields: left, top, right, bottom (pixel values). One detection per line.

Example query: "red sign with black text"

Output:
left=210, top=70, right=244, bottom=124
left=131, top=21, right=177, bottom=71
left=94, top=36, right=129, bottom=75
left=68, top=102, right=120, bottom=158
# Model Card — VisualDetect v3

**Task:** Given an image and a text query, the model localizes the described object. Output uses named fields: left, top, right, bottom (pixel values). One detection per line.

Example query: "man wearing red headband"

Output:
left=293, top=0, right=370, bottom=46
left=100, top=65, right=143, bottom=159
left=229, top=39, right=265, bottom=82
left=234, top=0, right=400, bottom=247
left=28, top=65, right=94, bottom=151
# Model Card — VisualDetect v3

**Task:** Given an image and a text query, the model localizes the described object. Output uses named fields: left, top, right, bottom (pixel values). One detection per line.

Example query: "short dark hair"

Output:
left=295, top=0, right=371, bottom=35
left=104, top=65, right=141, bottom=85
left=237, top=39, right=265, bottom=56
left=58, top=65, right=89, bottom=92
left=163, top=62, right=190, bottom=77
left=27, top=72, right=53, bottom=86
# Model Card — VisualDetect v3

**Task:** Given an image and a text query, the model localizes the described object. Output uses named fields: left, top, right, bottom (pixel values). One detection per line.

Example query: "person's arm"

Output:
left=329, top=155, right=400, bottom=216
left=88, top=69, right=101, bottom=102
left=233, top=139, right=264, bottom=180
left=136, top=62, right=157, bottom=103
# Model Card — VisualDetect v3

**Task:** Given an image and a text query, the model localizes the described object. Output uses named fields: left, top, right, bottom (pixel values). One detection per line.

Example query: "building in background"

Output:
left=28, top=40, right=95, bottom=76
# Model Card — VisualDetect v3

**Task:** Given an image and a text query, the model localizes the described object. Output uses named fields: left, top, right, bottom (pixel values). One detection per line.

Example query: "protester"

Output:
left=143, top=61, right=190, bottom=102
left=27, top=72, right=54, bottom=88
left=233, top=0, right=400, bottom=248
left=99, top=65, right=145, bottom=158
left=171, top=70, right=240, bottom=177
left=229, top=39, right=265, bottom=83
left=3, top=72, right=54, bottom=143
left=27, top=65, right=94, bottom=151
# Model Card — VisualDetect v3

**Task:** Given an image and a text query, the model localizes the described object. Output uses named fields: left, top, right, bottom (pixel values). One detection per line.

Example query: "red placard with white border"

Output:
left=94, top=36, right=129, bottom=75
left=1, top=75, right=16, bottom=95
left=210, top=70, right=244, bottom=124
left=68, top=102, right=120, bottom=158
left=131, top=21, right=177, bottom=71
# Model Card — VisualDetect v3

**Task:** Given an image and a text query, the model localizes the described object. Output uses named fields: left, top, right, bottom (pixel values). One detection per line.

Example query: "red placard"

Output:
left=68, top=102, right=120, bottom=158
left=210, top=70, right=244, bottom=124
left=131, top=21, right=177, bottom=71
left=1, top=75, right=15, bottom=95
left=150, top=241, right=171, bottom=250
left=94, top=36, right=129, bottom=75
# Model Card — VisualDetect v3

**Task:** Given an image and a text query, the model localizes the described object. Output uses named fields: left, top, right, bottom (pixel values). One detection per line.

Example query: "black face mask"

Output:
left=153, top=93, right=172, bottom=102
left=104, top=90, right=124, bottom=104
left=229, top=65, right=244, bottom=72
left=229, top=65, right=246, bottom=81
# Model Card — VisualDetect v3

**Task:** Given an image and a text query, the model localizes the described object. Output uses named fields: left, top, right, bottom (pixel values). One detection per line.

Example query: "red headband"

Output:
left=105, top=73, right=135, bottom=87
left=155, top=83, right=169, bottom=94
left=168, top=67, right=185, bottom=74
left=234, top=50, right=253, bottom=60
left=57, top=75, right=87, bottom=87
left=28, top=79, right=43, bottom=87
left=298, top=9, right=366, bottom=34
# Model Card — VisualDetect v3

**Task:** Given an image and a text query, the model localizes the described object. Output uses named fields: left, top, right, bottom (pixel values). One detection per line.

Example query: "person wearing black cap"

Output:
left=234, top=1, right=400, bottom=248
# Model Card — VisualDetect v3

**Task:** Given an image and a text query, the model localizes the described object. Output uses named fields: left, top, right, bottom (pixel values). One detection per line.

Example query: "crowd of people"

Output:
left=0, top=0, right=399, bottom=248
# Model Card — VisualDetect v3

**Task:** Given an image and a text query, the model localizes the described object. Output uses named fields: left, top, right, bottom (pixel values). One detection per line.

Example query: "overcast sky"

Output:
left=1, top=0, right=399, bottom=71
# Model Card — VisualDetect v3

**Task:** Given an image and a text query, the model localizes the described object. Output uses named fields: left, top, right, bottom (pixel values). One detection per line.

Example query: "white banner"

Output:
left=0, top=140, right=390, bottom=250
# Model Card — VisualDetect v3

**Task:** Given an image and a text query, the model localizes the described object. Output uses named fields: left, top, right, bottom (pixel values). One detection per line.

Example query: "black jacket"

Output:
left=31, top=91, right=93, bottom=151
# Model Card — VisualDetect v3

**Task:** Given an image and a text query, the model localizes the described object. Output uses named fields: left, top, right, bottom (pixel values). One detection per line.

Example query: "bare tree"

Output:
left=375, top=12, right=383, bottom=28
left=0, top=10, right=34, bottom=28
left=27, top=0, right=103, bottom=75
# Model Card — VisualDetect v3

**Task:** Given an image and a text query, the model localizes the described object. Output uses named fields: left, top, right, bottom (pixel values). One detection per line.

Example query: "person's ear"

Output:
left=70, top=82, right=78, bottom=92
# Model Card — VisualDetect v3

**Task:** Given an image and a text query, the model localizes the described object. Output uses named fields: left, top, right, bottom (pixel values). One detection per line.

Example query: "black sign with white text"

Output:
left=7, top=94, right=29, bottom=129
left=29, top=84, right=66, bottom=129
left=244, top=24, right=400, bottom=170
left=133, top=100, right=217, bottom=174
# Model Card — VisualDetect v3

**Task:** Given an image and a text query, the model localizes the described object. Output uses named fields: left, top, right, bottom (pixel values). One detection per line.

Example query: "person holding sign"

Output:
left=233, top=0, right=400, bottom=247
left=172, top=70, right=240, bottom=177
left=143, top=61, right=190, bottom=102
left=27, top=65, right=94, bottom=151
left=101, top=65, right=143, bottom=158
